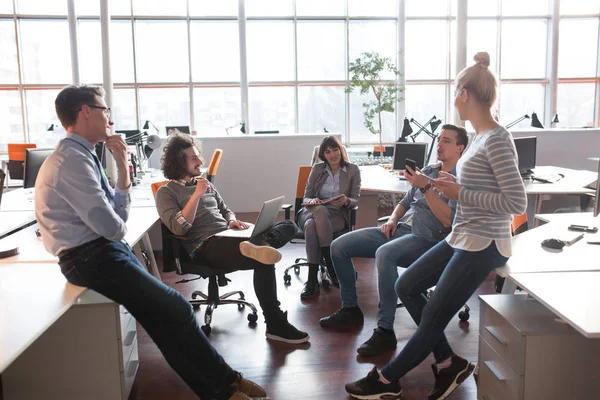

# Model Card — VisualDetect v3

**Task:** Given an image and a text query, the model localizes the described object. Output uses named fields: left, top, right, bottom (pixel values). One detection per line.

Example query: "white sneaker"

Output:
left=239, top=241, right=282, bottom=265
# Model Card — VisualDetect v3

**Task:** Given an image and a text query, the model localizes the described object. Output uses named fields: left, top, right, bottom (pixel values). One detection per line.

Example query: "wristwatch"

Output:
left=420, top=183, right=432, bottom=194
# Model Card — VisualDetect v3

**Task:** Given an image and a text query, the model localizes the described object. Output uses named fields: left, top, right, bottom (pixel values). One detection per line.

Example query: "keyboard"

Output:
left=532, top=173, right=564, bottom=184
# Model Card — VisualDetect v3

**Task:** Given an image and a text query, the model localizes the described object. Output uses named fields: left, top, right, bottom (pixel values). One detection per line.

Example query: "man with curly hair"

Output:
left=156, top=132, right=309, bottom=345
left=35, top=85, right=270, bottom=400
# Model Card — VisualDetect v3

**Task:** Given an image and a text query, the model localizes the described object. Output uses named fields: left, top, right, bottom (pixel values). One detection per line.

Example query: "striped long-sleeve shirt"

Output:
left=446, top=125, right=527, bottom=257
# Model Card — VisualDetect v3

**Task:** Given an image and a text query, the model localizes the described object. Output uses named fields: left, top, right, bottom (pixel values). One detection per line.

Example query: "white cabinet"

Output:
left=478, top=294, right=600, bottom=400
left=2, top=290, right=138, bottom=400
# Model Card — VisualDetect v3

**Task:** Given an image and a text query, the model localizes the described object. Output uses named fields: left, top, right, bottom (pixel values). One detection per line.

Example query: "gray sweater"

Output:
left=155, top=181, right=234, bottom=254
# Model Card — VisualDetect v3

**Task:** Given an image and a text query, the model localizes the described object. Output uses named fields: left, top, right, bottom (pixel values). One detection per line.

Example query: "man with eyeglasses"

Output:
left=34, top=85, right=268, bottom=400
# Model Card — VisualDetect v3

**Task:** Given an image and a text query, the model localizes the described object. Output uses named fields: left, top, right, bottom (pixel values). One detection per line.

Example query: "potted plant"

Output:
left=346, top=51, right=404, bottom=162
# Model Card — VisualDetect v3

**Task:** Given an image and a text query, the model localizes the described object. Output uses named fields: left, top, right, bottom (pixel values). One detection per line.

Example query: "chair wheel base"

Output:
left=248, top=313, right=258, bottom=323
left=459, top=311, right=470, bottom=321
left=201, top=325, right=212, bottom=336
left=283, top=273, right=291, bottom=284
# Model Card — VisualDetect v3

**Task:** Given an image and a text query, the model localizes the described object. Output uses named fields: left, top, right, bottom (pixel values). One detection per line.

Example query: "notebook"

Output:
left=215, top=196, right=285, bottom=239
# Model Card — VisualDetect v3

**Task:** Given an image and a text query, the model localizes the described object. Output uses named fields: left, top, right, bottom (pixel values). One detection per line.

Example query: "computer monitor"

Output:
left=23, top=148, right=53, bottom=189
left=514, top=136, right=537, bottom=175
left=392, top=142, right=428, bottom=171
left=166, top=126, right=190, bottom=135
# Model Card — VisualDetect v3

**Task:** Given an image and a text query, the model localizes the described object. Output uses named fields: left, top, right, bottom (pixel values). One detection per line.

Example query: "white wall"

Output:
left=512, top=128, right=600, bottom=171
left=149, top=133, right=340, bottom=212
left=148, top=129, right=599, bottom=212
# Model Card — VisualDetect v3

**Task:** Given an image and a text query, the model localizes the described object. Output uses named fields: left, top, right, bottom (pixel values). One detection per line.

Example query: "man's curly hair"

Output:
left=160, top=132, right=203, bottom=180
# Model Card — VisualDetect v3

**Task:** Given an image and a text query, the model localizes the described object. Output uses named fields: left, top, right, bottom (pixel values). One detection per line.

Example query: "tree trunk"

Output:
left=378, top=103, right=384, bottom=163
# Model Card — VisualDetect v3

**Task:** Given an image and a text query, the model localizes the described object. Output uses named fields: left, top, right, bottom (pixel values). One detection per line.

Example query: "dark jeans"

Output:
left=381, top=240, right=509, bottom=381
left=58, top=237, right=236, bottom=400
left=192, top=220, right=296, bottom=319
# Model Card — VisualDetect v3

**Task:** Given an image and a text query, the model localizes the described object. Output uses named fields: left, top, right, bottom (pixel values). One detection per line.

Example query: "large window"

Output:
left=1, top=0, right=600, bottom=153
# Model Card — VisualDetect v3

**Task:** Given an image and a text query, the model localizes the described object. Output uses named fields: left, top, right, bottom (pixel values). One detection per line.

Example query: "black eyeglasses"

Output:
left=82, top=104, right=111, bottom=119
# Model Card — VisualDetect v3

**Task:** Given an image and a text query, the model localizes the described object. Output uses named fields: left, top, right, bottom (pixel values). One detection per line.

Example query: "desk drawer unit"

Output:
left=2, top=291, right=138, bottom=400
left=478, top=295, right=600, bottom=400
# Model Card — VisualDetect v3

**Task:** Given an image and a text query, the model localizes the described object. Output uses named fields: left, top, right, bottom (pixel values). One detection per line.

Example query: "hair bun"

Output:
left=473, top=52, right=490, bottom=68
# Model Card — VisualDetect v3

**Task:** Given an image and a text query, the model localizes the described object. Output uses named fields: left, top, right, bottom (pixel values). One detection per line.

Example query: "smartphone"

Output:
left=568, top=224, right=598, bottom=233
left=405, top=158, right=417, bottom=175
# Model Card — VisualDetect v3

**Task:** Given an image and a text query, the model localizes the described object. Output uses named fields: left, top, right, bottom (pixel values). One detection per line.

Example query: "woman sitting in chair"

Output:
left=297, top=136, right=361, bottom=298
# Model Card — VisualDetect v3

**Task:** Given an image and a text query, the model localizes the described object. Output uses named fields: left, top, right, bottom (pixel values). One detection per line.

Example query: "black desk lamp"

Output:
left=143, top=120, right=159, bottom=135
left=47, top=124, right=59, bottom=131
left=505, top=114, right=530, bottom=129
left=409, top=116, right=442, bottom=165
left=398, top=117, right=413, bottom=142
left=552, top=114, right=559, bottom=124
left=225, top=122, right=245, bottom=135
left=530, top=112, right=544, bottom=128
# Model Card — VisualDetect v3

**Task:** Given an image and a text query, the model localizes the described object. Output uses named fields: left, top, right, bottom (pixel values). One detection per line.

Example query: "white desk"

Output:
left=357, top=165, right=595, bottom=228
left=500, top=217, right=600, bottom=279
left=358, top=165, right=412, bottom=228
left=535, top=212, right=595, bottom=225
left=0, top=208, right=161, bottom=280
left=0, top=263, right=86, bottom=373
left=0, top=263, right=139, bottom=400
left=509, top=271, right=600, bottom=338
left=0, top=211, right=36, bottom=238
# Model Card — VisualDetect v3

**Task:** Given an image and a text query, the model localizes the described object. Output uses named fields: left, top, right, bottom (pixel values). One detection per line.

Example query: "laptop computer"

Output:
left=215, top=196, right=285, bottom=239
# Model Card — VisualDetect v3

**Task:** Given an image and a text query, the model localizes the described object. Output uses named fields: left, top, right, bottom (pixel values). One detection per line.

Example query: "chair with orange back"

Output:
left=494, top=212, right=529, bottom=293
left=150, top=180, right=258, bottom=336
left=7, top=143, right=37, bottom=181
left=281, top=165, right=358, bottom=287
left=206, top=148, right=223, bottom=183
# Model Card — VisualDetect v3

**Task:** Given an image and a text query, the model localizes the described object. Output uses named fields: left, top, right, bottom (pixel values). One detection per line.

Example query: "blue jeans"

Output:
left=330, top=225, right=437, bottom=330
left=381, top=240, right=509, bottom=381
left=58, top=237, right=236, bottom=400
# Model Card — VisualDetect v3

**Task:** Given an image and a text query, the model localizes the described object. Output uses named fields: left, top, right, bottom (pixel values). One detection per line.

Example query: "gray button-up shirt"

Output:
left=35, top=132, right=131, bottom=256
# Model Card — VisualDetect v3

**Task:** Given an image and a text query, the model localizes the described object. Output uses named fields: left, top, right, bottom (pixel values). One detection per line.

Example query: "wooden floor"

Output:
left=130, top=216, right=494, bottom=399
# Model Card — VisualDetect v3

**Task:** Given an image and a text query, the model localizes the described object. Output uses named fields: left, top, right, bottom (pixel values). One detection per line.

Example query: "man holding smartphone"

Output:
left=319, top=125, right=469, bottom=357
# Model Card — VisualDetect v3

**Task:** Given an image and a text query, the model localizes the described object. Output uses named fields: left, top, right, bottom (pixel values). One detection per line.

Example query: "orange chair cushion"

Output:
left=295, top=166, right=312, bottom=199
left=8, top=143, right=37, bottom=162
left=151, top=180, right=169, bottom=198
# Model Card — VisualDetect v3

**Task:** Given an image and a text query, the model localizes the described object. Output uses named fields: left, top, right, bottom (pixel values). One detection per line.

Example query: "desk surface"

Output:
left=360, top=165, right=412, bottom=194
left=0, top=211, right=36, bottom=238
left=523, top=166, right=596, bottom=195
left=0, top=263, right=87, bottom=372
left=509, top=271, right=600, bottom=338
left=536, top=212, right=596, bottom=225
left=0, top=184, right=157, bottom=211
left=359, top=164, right=596, bottom=197
left=504, top=218, right=600, bottom=274
left=0, top=207, right=159, bottom=264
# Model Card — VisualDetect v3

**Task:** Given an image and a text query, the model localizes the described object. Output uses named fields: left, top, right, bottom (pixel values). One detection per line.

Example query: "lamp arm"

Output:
left=505, top=115, right=529, bottom=129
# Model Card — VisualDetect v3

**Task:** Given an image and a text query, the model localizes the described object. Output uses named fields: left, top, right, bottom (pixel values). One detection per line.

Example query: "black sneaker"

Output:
left=319, top=306, right=364, bottom=329
left=428, top=355, right=475, bottom=400
left=357, top=327, right=397, bottom=356
left=345, top=367, right=402, bottom=399
left=266, top=311, right=310, bottom=344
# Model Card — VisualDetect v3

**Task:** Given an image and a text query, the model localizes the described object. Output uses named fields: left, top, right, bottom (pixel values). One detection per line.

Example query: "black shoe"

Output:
left=357, top=327, right=397, bottom=356
left=345, top=367, right=402, bottom=399
left=319, top=306, right=364, bottom=329
left=300, top=280, right=319, bottom=298
left=428, top=355, right=475, bottom=400
left=266, top=311, right=310, bottom=344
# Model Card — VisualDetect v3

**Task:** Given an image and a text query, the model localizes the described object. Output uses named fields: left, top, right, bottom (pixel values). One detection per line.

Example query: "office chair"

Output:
left=281, top=165, right=358, bottom=287
left=151, top=181, right=258, bottom=336
left=494, top=212, right=529, bottom=293
left=7, top=143, right=37, bottom=182
left=206, top=148, right=223, bottom=183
